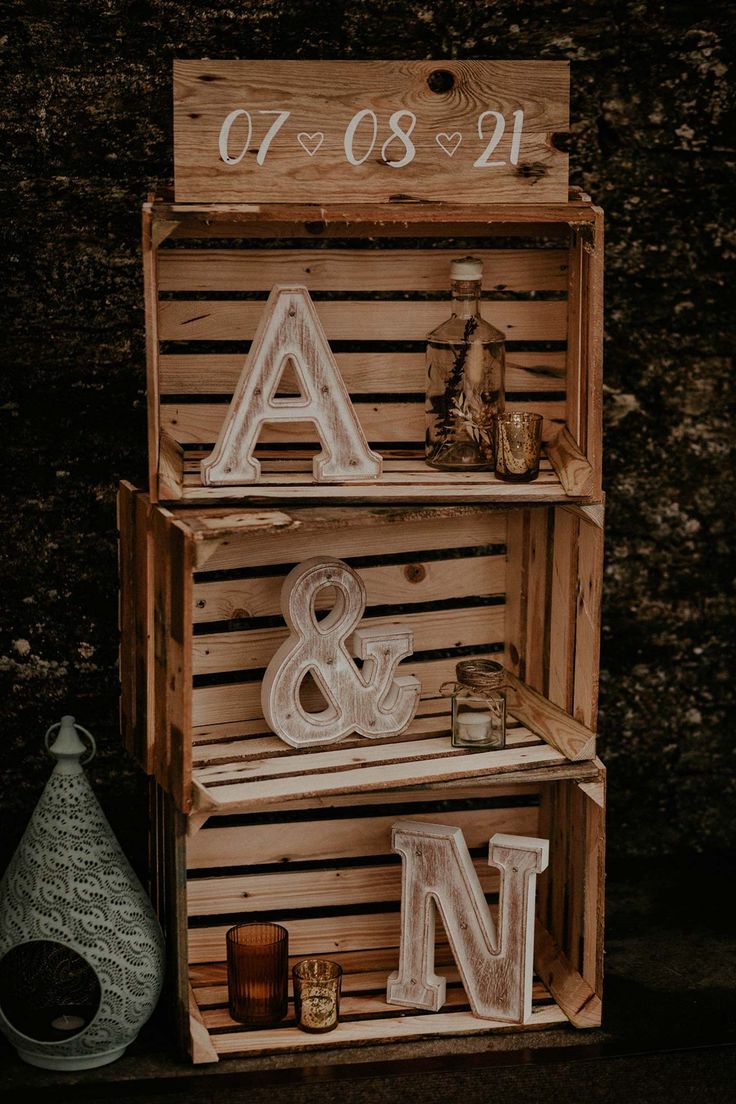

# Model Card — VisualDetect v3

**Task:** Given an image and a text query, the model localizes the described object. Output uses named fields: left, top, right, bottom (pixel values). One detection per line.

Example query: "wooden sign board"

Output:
left=173, top=60, right=569, bottom=204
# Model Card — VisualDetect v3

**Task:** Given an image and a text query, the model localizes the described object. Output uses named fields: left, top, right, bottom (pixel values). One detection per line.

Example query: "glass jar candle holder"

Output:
left=226, top=922, right=288, bottom=1026
left=493, top=411, right=543, bottom=482
left=443, top=660, right=506, bottom=750
left=292, top=959, right=343, bottom=1033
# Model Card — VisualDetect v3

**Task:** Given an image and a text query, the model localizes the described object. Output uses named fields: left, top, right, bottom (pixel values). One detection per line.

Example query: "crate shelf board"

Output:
left=165, top=453, right=593, bottom=504
left=145, top=199, right=602, bottom=503
left=189, top=972, right=565, bottom=1061
left=191, top=725, right=568, bottom=815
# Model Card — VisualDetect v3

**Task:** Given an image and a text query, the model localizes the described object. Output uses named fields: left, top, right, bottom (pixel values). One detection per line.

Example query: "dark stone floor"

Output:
left=1, top=854, right=733, bottom=1103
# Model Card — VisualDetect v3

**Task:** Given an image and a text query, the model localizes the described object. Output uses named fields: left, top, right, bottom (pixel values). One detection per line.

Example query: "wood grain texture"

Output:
left=158, top=248, right=569, bottom=293
left=174, top=60, right=569, bottom=204
left=158, top=298, right=567, bottom=343
left=159, top=350, right=567, bottom=396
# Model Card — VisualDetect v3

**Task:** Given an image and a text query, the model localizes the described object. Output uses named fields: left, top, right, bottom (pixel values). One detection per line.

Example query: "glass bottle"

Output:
left=445, top=659, right=506, bottom=750
left=425, top=256, right=505, bottom=470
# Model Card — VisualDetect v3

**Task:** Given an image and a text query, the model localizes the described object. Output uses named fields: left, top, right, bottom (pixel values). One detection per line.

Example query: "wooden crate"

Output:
left=119, top=483, right=603, bottom=817
left=144, top=194, right=602, bottom=504
left=151, top=763, right=605, bottom=1063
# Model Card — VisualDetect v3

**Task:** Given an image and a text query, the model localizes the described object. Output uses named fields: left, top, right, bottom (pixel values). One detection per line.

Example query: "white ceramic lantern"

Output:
left=0, top=717, right=165, bottom=1070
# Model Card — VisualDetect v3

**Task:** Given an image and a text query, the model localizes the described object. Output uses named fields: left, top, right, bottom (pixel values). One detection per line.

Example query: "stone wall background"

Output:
left=1, top=1, right=734, bottom=874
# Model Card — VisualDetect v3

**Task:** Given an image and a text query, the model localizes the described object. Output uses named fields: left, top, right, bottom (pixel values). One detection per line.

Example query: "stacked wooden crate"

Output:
left=119, top=193, right=605, bottom=1062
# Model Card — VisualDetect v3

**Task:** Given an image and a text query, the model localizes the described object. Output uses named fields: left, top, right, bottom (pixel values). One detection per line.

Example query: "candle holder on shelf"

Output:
left=292, top=959, right=343, bottom=1033
left=441, top=660, right=506, bottom=750
left=226, top=923, right=288, bottom=1027
left=493, top=411, right=543, bottom=482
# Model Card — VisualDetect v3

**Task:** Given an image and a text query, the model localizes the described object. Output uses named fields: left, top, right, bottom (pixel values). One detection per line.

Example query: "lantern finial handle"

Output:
left=45, top=716, right=97, bottom=771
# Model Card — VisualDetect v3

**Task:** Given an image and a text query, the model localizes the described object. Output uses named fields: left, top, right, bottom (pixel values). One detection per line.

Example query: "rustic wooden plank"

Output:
left=158, top=298, right=567, bottom=343
left=192, top=652, right=502, bottom=728
left=573, top=512, right=604, bottom=730
left=192, top=553, right=506, bottom=624
left=524, top=509, right=550, bottom=695
left=161, top=399, right=566, bottom=447
left=153, top=199, right=592, bottom=231
left=505, top=673, right=595, bottom=762
left=158, top=431, right=184, bottom=502
left=580, top=773, right=606, bottom=997
left=192, top=713, right=456, bottom=765
left=209, top=1003, right=567, bottom=1056
left=158, top=249, right=569, bottom=293
left=186, top=857, right=507, bottom=917
left=547, top=507, right=578, bottom=713
left=533, top=921, right=601, bottom=1029
left=173, top=60, right=569, bottom=205
left=188, top=985, right=219, bottom=1064
left=545, top=427, right=595, bottom=498
left=194, top=964, right=468, bottom=1007
left=192, top=604, right=504, bottom=676
left=195, top=731, right=540, bottom=787
left=187, top=801, right=539, bottom=872
left=159, top=350, right=567, bottom=396
left=190, top=507, right=507, bottom=572
left=196, top=743, right=569, bottom=813
left=152, top=514, right=195, bottom=812
left=585, top=209, right=605, bottom=496
left=143, top=207, right=161, bottom=500
left=189, top=911, right=403, bottom=964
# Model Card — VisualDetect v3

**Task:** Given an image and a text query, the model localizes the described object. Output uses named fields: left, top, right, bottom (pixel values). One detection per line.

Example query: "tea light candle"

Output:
left=456, top=710, right=492, bottom=743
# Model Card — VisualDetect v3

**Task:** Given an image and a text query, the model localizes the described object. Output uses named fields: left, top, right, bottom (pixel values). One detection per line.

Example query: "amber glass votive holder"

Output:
left=226, top=922, right=288, bottom=1026
left=292, top=959, right=343, bottom=1033
left=493, top=411, right=543, bottom=482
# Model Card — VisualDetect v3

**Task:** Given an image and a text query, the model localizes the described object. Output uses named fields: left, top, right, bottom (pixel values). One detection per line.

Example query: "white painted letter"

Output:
left=387, top=821, right=549, bottom=1023
left=200, top=285, right=382, bottom=484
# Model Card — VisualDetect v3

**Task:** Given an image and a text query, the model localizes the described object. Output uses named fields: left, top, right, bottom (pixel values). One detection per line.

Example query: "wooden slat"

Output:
left=192, top=605, right=504, bottom=675
left=186, top=856, right=509, bottom=917
left=153, top=199, right=594, bottom=231
left=161, top=399, right=566, bottom=447
left=192, top=713, right=455, bottom=765
left=189, top=911, right=403, bottom=963
left=157, top=249, right=569, bottom=292
left=209, top=1003, right=567, bottom=1056
left=524, top=509, right=550, bottom=695
left=187, top=799, right=538, bottom=871
left=194, top=964, right=466, bottom=1008
left=192, top=651, right=501, bottom=727
left=159, top=350, right=567, bottom=395
left=158, top=299, right=567, bottom=343
left=196, top=744, right=569, bottom=813
left=573, top=511, right=604, bottom=730
left=580, top=773, right=606, bottom=997
left=195, top=731, right=540, bottom=787
left=189, top=507, right=507, bottom=572
left=505, top=674, right=595, bottom=762
left=504, top=510, right=529, bottom=682
left=192, top=553, right=505, bottom=624
left=153, top=512, right=195, bottom=812
left=547, top=507, right=578, bottom=712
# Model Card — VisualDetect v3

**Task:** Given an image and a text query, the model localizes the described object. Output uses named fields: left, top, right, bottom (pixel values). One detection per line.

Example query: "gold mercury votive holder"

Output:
left=493, top=411, right=543, bottom=482
left=292, top=958, right=343, bottom=1033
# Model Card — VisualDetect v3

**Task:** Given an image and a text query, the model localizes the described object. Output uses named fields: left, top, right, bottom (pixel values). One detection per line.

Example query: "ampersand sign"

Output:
left=261, top=558, right=421, bottom=748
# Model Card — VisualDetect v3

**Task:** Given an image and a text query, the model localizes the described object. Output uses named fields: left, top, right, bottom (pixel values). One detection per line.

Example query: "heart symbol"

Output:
left=435, top=132, right=462, bottom=158
left=297, top=132, right=325, bottom=157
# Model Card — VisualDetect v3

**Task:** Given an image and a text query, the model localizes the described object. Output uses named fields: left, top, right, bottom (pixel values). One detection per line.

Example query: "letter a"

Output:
left=386, top=821, right=549, bottom=1023
left=201, top=285, right=383, bottom=484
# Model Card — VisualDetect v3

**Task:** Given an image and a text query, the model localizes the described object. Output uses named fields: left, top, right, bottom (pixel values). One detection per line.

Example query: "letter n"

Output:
left=201, top=285, right=382, bottom=484
left=386, top=820, right=549, bottom=1023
